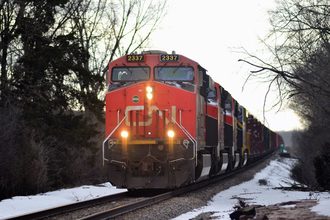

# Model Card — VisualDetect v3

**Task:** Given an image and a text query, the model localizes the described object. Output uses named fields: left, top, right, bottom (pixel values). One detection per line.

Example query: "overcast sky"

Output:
left=147, top=0, right=302, bottom=131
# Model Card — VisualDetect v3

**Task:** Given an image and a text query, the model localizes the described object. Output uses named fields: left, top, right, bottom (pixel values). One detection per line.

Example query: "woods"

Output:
left=0, top=0, right=166, bottom=199
left=240, top=0, right=330, bottom=189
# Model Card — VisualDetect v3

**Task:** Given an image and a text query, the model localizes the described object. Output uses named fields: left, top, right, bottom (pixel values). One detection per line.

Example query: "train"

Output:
left=102, top=50, right=283, bottom=190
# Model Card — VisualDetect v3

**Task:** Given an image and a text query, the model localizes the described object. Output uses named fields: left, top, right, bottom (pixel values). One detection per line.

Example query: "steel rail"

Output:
left=11, top=191, right=129, bottom=220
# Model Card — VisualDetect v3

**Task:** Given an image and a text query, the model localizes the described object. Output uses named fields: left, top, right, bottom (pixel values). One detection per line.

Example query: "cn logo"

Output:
left=125, top=105, right=176, bottom=126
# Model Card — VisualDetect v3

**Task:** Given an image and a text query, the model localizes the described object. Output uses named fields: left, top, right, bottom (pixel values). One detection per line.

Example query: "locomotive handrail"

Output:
left=172, top=119, right=197, bottom=164
left=179, top=110, right=198, bottom=164
left=102, top=114, right=128, bottom=166
left=178, top=110, right=197, bottom=151
left=171, top=113, right=197, bottom=166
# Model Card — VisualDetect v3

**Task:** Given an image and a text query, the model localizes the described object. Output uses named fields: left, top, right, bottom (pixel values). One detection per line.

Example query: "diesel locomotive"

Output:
left=102, top=50, right=283, bottom=190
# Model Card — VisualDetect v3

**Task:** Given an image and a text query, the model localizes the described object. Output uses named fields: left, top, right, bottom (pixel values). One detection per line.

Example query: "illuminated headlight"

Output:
left=146, top=86, right=153, bottom=93
left=167, top=130, right=175, bottom=138
left=146, top=86, right=153, bottom=100
left=146, top=93, right=153, bottom=100
left=120, top=130, right=129, bottom=138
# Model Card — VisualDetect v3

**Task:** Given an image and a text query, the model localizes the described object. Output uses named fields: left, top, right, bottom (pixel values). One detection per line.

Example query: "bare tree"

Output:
left=0, top=0, right=22, bottom=102
left=239, top=0, right=330, bottom=108
left=239, top=0, right=330, bottom=188
left=65, top=0, right=167, bottom=105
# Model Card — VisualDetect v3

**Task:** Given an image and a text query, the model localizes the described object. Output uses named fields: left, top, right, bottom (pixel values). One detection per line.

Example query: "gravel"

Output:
left=115, top=155, right=276, bottom=220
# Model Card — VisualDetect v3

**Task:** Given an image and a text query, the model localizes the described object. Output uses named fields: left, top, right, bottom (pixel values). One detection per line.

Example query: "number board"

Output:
left=127, top=54, right=144, bottom=62
left=160, top=54, right=179, bottom=62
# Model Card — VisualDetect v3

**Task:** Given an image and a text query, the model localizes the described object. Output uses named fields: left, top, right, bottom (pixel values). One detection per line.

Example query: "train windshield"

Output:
left=154, top=67, right=194, bottom=81
left=112, top=67, right=150, bottom=82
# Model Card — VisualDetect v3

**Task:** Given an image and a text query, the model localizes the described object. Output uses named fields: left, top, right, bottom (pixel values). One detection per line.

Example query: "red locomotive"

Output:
left=102, top=50, right=283, bottom=189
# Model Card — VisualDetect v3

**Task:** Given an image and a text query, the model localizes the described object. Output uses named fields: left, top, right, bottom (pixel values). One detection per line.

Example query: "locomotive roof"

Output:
left=109, top=50, right=206, bottom=70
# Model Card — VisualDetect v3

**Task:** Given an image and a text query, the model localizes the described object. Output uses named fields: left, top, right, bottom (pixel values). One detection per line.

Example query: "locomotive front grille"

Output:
left=127, top=144, right=167, bottom=177
left=130, top=159, right=164, bottom=177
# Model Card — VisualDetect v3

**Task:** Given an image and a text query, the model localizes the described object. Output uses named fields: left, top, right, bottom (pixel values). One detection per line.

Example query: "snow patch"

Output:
left=173, top=158, right=330, bottom=220
left=0, top=182, right=126, bottom=219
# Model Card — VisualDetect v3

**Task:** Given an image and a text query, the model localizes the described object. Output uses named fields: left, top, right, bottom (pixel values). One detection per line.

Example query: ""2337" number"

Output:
left=127, top=55, right=144, bottom=62
left=160, top=54, right=179, bottom=62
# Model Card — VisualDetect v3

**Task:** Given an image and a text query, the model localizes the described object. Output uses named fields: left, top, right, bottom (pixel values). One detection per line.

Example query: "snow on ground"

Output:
left=0, top=158, right=329, bottom=220
left=0, top=183, right=126, bottom=219
left=173, top=158, right=330, bottom=220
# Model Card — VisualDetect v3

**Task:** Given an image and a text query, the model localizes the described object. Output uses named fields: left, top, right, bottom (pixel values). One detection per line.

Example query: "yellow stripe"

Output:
left=128, top=140, right=157, bottom=145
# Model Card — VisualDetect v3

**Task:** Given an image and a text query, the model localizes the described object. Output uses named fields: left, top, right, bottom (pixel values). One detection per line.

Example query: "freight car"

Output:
left=102, top=50, right=283, bottom=190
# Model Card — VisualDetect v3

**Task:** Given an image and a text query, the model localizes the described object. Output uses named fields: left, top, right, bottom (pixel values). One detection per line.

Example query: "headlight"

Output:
left=146, top=86, right=153, bottom=93
left=146, top=86, right=153, bottom=100
left=146, top=93, right=153, bottom=100
left=120, top=130, right=129, bottom=138
left=167, top=129, right=175, bottom=138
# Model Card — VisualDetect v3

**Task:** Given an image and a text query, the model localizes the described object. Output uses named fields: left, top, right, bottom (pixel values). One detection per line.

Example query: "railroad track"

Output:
left=82, top=152, right=275, bottom=220
left=13, top=152, right=275, bottom=220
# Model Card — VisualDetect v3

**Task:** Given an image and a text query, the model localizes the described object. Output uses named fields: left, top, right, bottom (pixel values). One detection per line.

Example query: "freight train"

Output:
left=102, top=50, right=283, bottom=190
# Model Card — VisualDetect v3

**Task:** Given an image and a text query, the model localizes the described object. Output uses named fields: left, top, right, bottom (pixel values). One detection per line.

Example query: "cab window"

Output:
left=207, top=88, right=217, bottom=104
left=112, top=67, right=149, bottom=81
left=154, top=66, right=195, bottom=92
left=225, top=96, right=232, bottom=114
left=154, top=67, right=194, bottom=81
